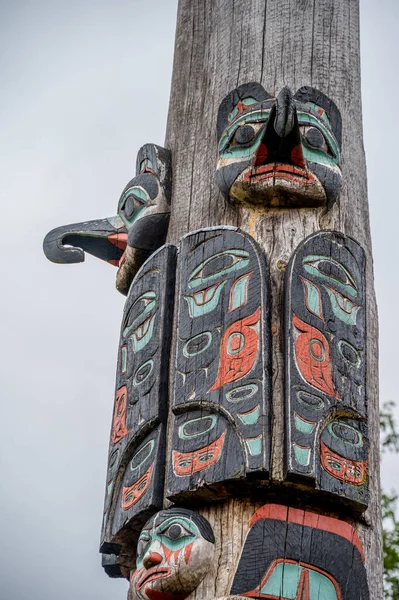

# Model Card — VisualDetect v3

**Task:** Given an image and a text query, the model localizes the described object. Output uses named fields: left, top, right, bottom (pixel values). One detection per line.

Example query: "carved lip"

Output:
left=245, top=163, right=315, bottom=185
left=138, top=567, right=171, bottom=588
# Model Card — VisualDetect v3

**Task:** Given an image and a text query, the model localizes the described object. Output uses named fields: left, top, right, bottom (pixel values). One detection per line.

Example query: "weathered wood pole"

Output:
left=43, top=1, right=383, bottom=598
left=163, top=0, right=382, bottom=598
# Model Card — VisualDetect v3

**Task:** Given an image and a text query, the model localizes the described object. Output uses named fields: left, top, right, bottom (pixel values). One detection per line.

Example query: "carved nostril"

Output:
left=143, top=552, right=163, bottom=569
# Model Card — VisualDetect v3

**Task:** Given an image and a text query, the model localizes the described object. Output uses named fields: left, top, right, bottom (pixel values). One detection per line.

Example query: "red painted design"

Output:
left=122, top=464, right=154, bottom=509
left=254, top=143, right=268, bottom=165
left=173, top=431, right=226, bottom=476
left=249, top=504, right=364, bottom=560
left=291, top=144, right=306, bottom=168
left=184, top=542, right=194, bottom=565
left=210, top=307, right=260, bottom=391
left=108, top=232, right=128, bottom=251
left=320, top=440, right=368, bottom=486
left=293, top=314, right=339, bottom=398
left=111, top=386, right=129, bottom=444
left=244, top=164, right=316, bottom=185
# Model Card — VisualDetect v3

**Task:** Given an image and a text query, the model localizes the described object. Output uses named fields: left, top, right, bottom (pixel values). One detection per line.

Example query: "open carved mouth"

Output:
left=138, top=568, right=171, bottom=588
left=244, top=163, right=315, bottom=185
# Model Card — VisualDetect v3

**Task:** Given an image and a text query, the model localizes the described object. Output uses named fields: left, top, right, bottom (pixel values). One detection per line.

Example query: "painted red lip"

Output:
left=138, top=568, right=171, bottom=588
left=244, top=163, right=315, bottom=185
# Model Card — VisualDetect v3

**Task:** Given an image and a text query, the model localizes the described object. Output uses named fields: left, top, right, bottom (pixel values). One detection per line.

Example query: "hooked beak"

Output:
left=43, top=215, right=128, bottom=266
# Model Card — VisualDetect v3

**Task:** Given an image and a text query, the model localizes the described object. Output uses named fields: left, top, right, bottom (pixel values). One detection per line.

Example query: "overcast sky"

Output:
left=1, top=1, right=398, bottom=599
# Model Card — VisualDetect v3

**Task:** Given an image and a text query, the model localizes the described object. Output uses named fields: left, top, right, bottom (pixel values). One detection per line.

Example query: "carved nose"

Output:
left=143, top=552, right=163, bottom=569
left=274, top=87, right=295, bottom=138
left=254, top=87, right=305, bottom=168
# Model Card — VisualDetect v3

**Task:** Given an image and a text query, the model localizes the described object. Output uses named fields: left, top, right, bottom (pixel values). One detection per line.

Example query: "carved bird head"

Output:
left=43, top=143, right=171, bottom=295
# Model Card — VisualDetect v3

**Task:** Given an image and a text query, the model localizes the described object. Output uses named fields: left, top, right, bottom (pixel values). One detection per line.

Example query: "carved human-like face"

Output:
left=216, top=83, right=342, bottom=208
left=129, top=509, right=215, bottom=600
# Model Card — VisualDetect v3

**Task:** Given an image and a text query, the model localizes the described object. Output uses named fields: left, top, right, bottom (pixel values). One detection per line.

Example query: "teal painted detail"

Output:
left=226, top=384, right=258, bottom=403
left=184, top=281, right=226, bottom=317
left=302, top=254, right=357, bottom=298
left=297, top=112, right=340, bottom=165
left=324, top=285, right=360, bottom=325
left=327, top=421, right=363, bottom=447
left=227, top=332, right=245, bottom=355
left=228, top=97, right=258, bottom=122
left=303, top=102, right=332, bottom=126
left=183, top=331, right=212, bottom=357
left=245, top=435, right=262, bottom=456
left=178, top=415, right=217, bottom=440
left=189, top=249, right=250, bottom=288
left=136, top=517, right=199, bottom=568
left=117, top=186, right=148, bottom=228
left=130, top=314, right=156, bottom=352
left=230, top=273, right=251, bottom=311
left=294, top=413, right=316, bottom=434
left=219, top=108, right=271, bottom=155
left=260, top=562, right=338, bottom=600
left=121, top=346, right=127, bottom=374
left=123, top=291, right=157, bottom=338
left=301, top=278, right=323, bottom=320
left=130, top=440, right=155, bottom=472
left=133, top=359, right=154, bottom=386
left=293, top=443, right=311, bottom=466
left=338, top=340, right=361, bottom=368
left=238, top=405, right=260, bottom=425
left=107, top=482, right=113, bottom=497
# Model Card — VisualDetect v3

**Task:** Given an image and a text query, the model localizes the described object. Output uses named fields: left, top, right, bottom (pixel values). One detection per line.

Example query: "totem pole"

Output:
left=44, top=1, right=383, bottom=598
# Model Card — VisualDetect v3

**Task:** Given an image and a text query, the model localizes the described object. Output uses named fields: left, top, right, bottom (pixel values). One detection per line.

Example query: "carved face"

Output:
left=320, top=419, right=368, bottom=486
left=43, top=143, right=171, bottom=297
left=116, top=144, right=172, bottom=295
left=216, top=83, right=342, bottom=208
left=129, top=508, right=215, bottom=600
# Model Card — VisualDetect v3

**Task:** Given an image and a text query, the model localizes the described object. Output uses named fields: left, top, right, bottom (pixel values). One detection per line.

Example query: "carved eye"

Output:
left=118, top=186, right=149, bottom=226
left=158, top=522, right=194, bottom=542
left=301, top=125, right=330, bottom=154
left=303, top=255, right=357, bottom=297
left=198, top=451, right=214, bottom=463
left=178, top=459, right=192, bottom=469
left=327, top=459, right=343, bottom=471
left=137, top=533, right=151, bottom=558
left=234, top=124, right=257, bottom=145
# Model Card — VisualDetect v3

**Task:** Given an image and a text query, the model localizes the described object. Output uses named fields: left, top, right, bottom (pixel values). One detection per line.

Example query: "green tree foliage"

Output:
left=381, top=401, right=399, bottom=598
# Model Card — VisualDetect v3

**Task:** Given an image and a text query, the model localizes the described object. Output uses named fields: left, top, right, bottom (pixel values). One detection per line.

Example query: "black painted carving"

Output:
left=100, top=245, right=176, bottom=556
left=285, top=231, right=368, bottom=508
left=43, top=143, right=172, bottom=296
left=230, top=504, right=369, bottom=599
left=216, top=83, right=342, bottom=208
left=166, top=227, right=271, bottom=501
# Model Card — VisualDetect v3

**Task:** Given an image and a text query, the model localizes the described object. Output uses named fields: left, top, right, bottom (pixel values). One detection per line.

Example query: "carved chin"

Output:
left=230, top=164, right=327, bottom=208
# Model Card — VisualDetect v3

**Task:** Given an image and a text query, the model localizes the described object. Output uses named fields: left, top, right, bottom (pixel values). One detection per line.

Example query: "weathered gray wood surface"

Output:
left=164, top=0, right=382, bottom=597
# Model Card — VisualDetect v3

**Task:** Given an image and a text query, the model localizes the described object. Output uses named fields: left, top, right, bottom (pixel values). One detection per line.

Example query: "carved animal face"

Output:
left=43, top=143, right=171, bottom=296
left=116, top=144, right=172, bottom=295
left=129, top=508, right=215, bottom=600
left=216, top=83, right=342, bottom=208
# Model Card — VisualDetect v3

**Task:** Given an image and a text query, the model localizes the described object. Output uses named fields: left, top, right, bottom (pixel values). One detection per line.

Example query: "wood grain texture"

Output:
left=101, top=245, right=176, bottom=559
left=164, top=0, right=382, bottom=597
left=285, top=231, right=368, bottom=508
left=166, top=227, right=271, bottom=501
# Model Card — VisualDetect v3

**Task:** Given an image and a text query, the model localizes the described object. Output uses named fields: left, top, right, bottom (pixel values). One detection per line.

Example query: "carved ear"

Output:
left=217, top=82, right=272, bottom=138
left=135, top=144, right=172, bottom=202
left=294, top=86, right=342, bottom=149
